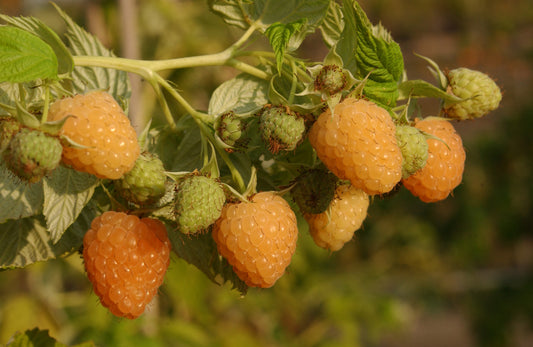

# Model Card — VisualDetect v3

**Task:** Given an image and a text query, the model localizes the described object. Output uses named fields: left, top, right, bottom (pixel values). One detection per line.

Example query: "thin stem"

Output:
left=148, top=77, right=177, bottom=131
left=155, top=75, right=213, bottom=124
left=231, top=24, right=259, bottom=51
left=288, top=59, right=298, bottom=105
left=195, top=120, right=246, bottom=192
left=41, top=85, right=51, bottom=123
left=240, top=50, right=312, bottom=83
left=226, top=58, right=270, bottom=80
left=216, top=145, right=246, bottom=193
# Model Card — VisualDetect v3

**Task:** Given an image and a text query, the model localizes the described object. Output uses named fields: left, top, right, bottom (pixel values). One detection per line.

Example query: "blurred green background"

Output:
left=1, top=0, right=532, bottom=346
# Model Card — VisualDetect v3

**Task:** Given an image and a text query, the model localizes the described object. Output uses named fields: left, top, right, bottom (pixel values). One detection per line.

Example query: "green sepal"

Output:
left=14, top=100, right=41, bottom=129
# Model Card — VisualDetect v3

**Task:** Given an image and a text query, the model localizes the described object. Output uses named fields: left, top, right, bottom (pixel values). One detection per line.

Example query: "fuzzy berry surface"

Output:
left=259, top=105, right=305, bottom=153
left=212, top=192, right=298, bottom=288
left=174, top=175, right=226, bottom=234
left=308, top=97, right=402, bottom=195
left=116, top=152, right=166, bottom=205
left=48, top=91, right=140, bottom=179
left=444, top=68, right=502, bottom=120
left=314, top=64, right=347, bottom=96
left=216, top=111, right=246, bottom=149
left=0, top=117, right=21, bottom=153
left=395, top=125, right=428, bottom=179
left=83, top=211, right=171, bottom=319
left=305, top=184, right=369, bottom=251
left=3, top=128, right=62, bottom=183
left=402, top=118, right=466, bottom=203
left=291, top=168, right=337, bottom=214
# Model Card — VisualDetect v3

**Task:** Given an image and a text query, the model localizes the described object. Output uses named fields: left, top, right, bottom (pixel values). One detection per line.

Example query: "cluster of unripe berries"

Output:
left=1, top=61, right=500, bottom=319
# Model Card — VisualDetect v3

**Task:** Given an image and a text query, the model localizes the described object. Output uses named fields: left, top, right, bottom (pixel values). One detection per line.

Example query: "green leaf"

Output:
left=53, top=4, right=130, bottom=103
left=6, top=328, right=67, bottom=347
left=398, top=79, right=464, bottom=103
left=43, top=166, right=98, bottom=244
left=0, top=162, right=43, bottom=223
left=208, top=0, right=254, bottom=30
left=209, top=0, right=329, bottom=31
left=337, top=0, right=404, bottom=107
left=319, top=0, right=344, bottom=47
left=265, top=21, right=304, bottom=74
left=208, top=73, right=269, bottom=116
left=0, top=26, right=58, bottom=83
left=167, top=223, right=248, bottom=295
left=0, top=204, right=95, bottom=269
left=0, top=14, right=74, bottom=75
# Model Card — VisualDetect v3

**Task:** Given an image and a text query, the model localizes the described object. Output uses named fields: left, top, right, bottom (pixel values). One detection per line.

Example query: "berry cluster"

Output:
left=0, top=2, right=506, bottom=323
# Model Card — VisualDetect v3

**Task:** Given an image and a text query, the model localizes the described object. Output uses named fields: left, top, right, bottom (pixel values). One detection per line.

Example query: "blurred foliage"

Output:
left=1, top=0, right=532, bottom=346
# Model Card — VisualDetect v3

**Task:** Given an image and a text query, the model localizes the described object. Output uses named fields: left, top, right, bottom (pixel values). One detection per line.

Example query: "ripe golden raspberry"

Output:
left=212, top=192, right=298, bottom=288
left=83, top=211, right=171, bottom=319
left=304, top=184, right=369, bottom=251
left=48, top=91, right=140, bottom=179
left=308, top=97, right=402, bottom=195
left=402, top=118, right=466, bottom=202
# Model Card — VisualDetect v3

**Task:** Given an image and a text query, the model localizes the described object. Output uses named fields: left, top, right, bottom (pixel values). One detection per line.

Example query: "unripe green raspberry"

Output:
left=259, top=105, right=305, bottom=154
left=444, top=68, right=502, bottom=120
left=216, top=112, right=247, bottom=150
left=116, top=152, right=167, bottom=205
left=3, top=128, right=62, bottom=183
left=174, top=174, right=226, bottom=234
left=291, top=168, right=337, bottom=214
left=395, top=125, right=428, bottom=179
left=314, top=64, right=347, bottom=96
left=0, top=117, right=21, bottom=153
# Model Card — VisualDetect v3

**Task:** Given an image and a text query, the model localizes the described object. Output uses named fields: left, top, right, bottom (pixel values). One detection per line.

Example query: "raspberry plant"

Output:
left=0, top=0, right=502, bottom=325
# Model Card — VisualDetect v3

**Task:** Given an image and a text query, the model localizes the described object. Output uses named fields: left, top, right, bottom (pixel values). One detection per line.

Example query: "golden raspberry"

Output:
left=304, top=184, right=369, bottom=251
left=48, top=91, right=140, bottom=179
left=212, top=192, right=298, bottom=288
left=308, top=98, right=402, bottom=195
left=402, top=118, right=466, bottom=202
left=83, top=211, right=171, bottom=319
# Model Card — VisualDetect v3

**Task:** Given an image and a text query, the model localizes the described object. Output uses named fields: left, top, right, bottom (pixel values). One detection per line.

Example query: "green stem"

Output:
left=288, top=59, right=298, bottom=105
left=155, top=75, right=213, bottom=124
left=195, top=120, right=246, bottom=192
left=226, top=58, right=270, bottom=80
left=241, top=50, right=312, bottom=83
left=148, top=77, right=177, bottom=131
left=41, top=85, right=51, bottom=123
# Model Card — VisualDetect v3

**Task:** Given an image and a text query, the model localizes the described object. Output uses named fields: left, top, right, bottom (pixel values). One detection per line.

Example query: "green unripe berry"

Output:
left=444, top=68, right=502, bottom=120
left=395, top=125, right=428, bottom=179
left=3, top=128, right=62, bottom=183
left=116, top=152, right=167, bottom=205
left=216, top=112, right=247, bottom=149
left=314, top=65, right=347, bottom=96
left=174, top=174, right=226, bottom=234
left=259, top=105, right=306, bottom=154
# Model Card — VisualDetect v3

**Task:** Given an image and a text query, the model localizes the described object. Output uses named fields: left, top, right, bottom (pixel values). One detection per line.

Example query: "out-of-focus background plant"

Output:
left=1, top=0, right=531, bottom=346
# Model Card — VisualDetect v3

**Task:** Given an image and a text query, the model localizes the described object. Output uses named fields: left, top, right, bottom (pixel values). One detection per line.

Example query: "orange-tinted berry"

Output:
left=305, top=184, right=369, bottom=251
left=402, top=118, right=466, bottom=202
left=212, top=192, right=298, bottom=288
left=83, top=211, right=171, bottom=319
left=308, top=98, right=402, bottom=195
left=48, top=91, right=140, bottom=179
